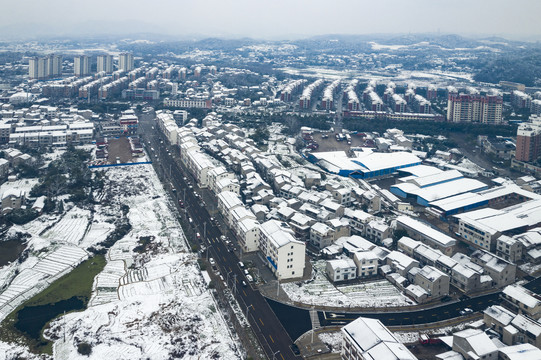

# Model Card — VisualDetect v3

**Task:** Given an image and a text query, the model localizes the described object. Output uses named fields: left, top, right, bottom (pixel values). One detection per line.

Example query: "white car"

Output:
left=209, top=258, right=215, bottom=266
left=460, top=308, right=473, bottom=316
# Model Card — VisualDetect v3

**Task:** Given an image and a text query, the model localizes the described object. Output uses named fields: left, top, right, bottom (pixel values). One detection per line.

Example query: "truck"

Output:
left=419, top=334, right=442, bottom=345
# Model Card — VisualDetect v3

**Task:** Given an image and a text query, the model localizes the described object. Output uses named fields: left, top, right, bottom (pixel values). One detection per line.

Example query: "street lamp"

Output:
left=272, top=350, right=280, bottom=360
left=246, top=304, right=253, bottom=317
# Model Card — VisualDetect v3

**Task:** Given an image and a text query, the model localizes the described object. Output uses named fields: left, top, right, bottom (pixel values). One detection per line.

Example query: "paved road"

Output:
left=139, top=114, right=302, bottom=360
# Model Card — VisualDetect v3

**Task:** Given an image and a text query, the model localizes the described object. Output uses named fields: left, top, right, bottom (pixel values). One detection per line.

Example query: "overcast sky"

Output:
left=2, top=0, right=541, bottom=40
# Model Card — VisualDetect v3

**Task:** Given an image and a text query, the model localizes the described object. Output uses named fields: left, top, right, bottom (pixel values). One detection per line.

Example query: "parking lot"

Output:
left=107, top=137, right=133, bottom=164
left=307, top=132, right=371, bottom=153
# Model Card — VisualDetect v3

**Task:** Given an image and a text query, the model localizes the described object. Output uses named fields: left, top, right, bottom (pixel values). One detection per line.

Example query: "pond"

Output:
left=15, top=296, right=85, bottom=340
left=0, top=239, right=27, bottom=267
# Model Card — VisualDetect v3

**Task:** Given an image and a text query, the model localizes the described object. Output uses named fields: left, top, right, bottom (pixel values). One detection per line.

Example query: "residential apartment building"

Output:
left=515, top=122, right=541, bottom=162
left=259, top=220, right=305, bottom=280
left=97, top=54, right=113, bottom=73
left=73, top=55, right=90, bottom=77
left=28, top=54, right=62, bottom=80
left=447, top=93, right=503, bottom=124
left=118, top=53, right=134, bottom=71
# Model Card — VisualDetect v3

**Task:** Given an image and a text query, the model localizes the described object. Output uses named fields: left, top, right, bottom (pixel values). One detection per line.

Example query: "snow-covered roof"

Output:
left=342, top=317, right=416, bottom=360
left=455, top=198, right=541, bottom=234
left=260, top=220, right=303, bottom=248
left=406, top=284, right=428, bottom=298
left=327, top=258, right=356, bottom=271
left=502, top=284, right=541, bottom=309
left=417, top=265, right=446, bottom=282
left=453, top=329, right=497, bottom=357
left=510, top=314, right=541, bottom=337
left=483, top=305, right=515, bottom=327
left=396, top=215, right=456, bottom=248
left=498, top=343, right=541, bottom=360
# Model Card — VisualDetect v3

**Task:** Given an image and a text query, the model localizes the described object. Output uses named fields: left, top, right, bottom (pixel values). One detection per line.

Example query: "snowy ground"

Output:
left=0, top=163, right=242, bottom=359
left=318, top=331, right=342, bottom=353
left=282, top=261, right=414, bottom=308
left=519, top=262, right=541, bottom=276
left=393, top=319, right=478, bottom=344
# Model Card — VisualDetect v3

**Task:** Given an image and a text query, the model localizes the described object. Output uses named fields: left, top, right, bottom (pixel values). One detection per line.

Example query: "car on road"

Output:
left=209, top=258, right=215, bottom=266
left=238, top=261, right=245, bottom=269
left=220, top=235, right=227, bottom=241
left=244, top=269, right=249, bottom=276
left=440, top=295, right=452, bottom=303
left=196, top=232, right=201, bottom=240
left=178, top=200, right=184, bottom=207
left=241, top=281, right=247, bottom=287
left=188, top=217, right=193, bottom=224
left=246, top=274, right=254, bottom=282
left=460, top=308, right=473, bottom=316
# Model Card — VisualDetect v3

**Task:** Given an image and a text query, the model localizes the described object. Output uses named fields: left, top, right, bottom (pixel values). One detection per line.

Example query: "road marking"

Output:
left=403, top=317, right=409, bottom=320
left=388, top=318, right=394, bottom=321
left=259, top=318, right=264, bottom=326
left=243, top=290, right=247, bottom=297
left=444, top=311, right=449, bottom=314
left=478, top=301, right=483, bottom=305
left=222, top=256, right=226, bottom=262
left=432, top=314, right=437, bottom=317
left=269, top=335, right=274, bottom=343
left=281, top=354, right=285, bottom=360
left=418, top=315, right=423, bottom=318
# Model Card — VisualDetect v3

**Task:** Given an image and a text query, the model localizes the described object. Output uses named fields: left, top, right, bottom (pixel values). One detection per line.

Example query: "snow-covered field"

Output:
left=0, top=163, right=242, bottom=359
left=282, top=261, right=414, bottom=308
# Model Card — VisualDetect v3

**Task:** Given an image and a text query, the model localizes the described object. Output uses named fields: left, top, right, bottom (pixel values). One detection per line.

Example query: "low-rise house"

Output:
left=484, top=305, right=516, bottom=336
left=501, top=284, right=541, bottom=320
left=452, top=329, right=498, bottom=360
left=503, top=314, right=541, bottom=348
left=289, top=212, right=315, bottom=240
left=326, top=258, right=357, bottom=282
left=386, top=251, right=419, bottom=277
left=470, top=249, right=516, bottom=288
left=496, top=235, right=523, bottom=263
left=353, top=251, right=378, bottom=278
left=414, top=265, right=450, bottom=299
left=405, top=284, right=429, bottom=303
left=398, top=236, right=422, bottom=257
left=310, top=222, right=334, bottom=250
left=343, top=208, right=373, bottom=235
left=498, top=344, right=541, bottom=360
left=365, top=219, right=390, bottom=243
left=451, top=263, right=481, bottom=293
left=1, top=189, right=25, bottom=214
left=396, top=215, right=456, bottom=256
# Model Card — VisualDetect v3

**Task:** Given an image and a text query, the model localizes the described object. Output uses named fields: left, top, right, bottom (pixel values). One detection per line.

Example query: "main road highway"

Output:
left=138, top=114, right=302, bottom=360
